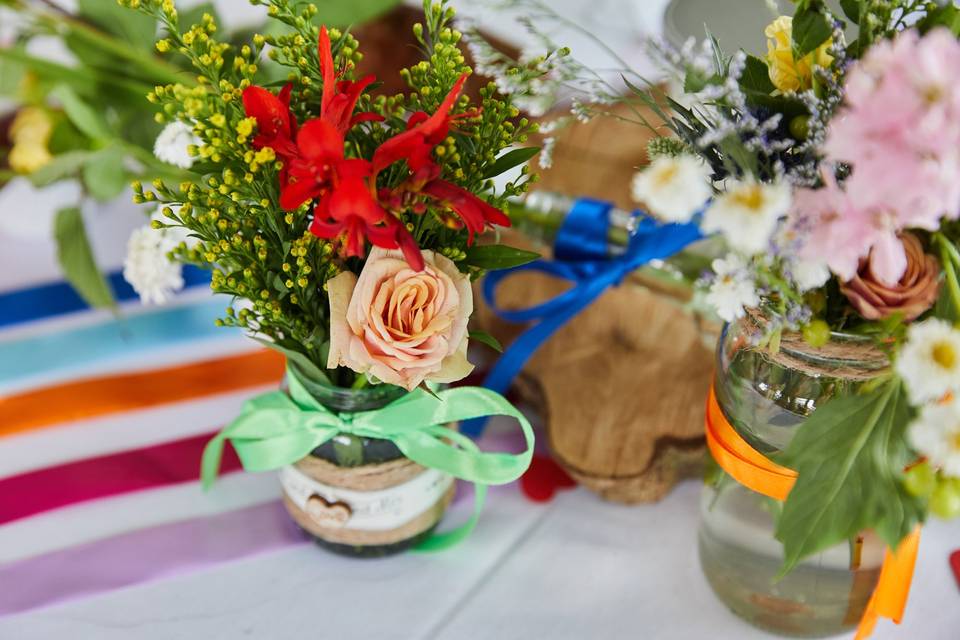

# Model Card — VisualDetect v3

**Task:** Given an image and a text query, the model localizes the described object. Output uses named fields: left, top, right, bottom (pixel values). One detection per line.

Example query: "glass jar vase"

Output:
left=280, top=381, right=454, bottom=558
left=699, top=317, right=889, bottom=637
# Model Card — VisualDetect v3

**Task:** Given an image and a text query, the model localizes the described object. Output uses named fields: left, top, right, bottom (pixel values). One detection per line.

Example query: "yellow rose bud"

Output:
left=9, top=143, right=52, bottom=174
left=765, top=16, right=833, bottom=93
left=10, top=107, right=53, bottom=146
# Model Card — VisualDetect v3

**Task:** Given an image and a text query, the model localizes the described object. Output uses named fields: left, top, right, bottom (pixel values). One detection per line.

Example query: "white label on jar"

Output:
left=279, top=465, right=454, bottom=532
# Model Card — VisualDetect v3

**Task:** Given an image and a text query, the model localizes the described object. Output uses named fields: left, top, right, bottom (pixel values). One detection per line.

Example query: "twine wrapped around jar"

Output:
left=740, top=309, right=889, bottom=382
left=282, top=454, right=455, bottom=547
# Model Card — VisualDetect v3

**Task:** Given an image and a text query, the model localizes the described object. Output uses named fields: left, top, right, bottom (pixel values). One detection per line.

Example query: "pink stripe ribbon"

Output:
left=0, top=500, right=308, bottom=616
left=0, top=432, right=241, bottom=525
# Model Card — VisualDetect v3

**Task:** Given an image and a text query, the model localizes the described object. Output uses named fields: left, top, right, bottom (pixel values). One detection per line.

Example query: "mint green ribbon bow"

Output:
left=201, top=368, right=535, bottom=551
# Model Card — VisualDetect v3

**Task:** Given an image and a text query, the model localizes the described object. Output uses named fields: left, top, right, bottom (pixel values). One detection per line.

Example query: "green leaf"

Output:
left=792, top=9, right=833, bottom=58
left=463, top=244, right=540, bottom=270
left=481, top=147, right=540, bottom=179
left=919, top=3, right=960, bottom=36
left=775, top=380, right=925, bottom=576
left=54, top=207, right=115, bottom=309
left=50, top=85, right=112, bottom=142
left=28, top=150, right=94, bottom=187
left=252, top=337, right=331, bottom=388
left=77, top=0, right=157, bottom=50
left=0, top=45, right=25, bottom=97
left=82, top=148, right=129, bottom=201
left=469, top=330, right=503, bottom=353
left=838, top=0, right=860, bottom=24
left=739, top=54, right=776, bottom=96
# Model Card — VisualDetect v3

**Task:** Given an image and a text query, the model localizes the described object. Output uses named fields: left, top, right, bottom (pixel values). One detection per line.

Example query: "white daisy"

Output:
left=705, top=255, right=759, bottom=322
left=630, top=154, right=712, bottom=223
left=122, top=220, right=185, bottom=306
left=154, top=121, right=200, bottom=169
left=791, top=258, right=831, bottom=292
left=896, top=319, right=960, bottom=404
left=702, top=179, right=791, bottom=255
left=908, top=400, right=960, bottom=479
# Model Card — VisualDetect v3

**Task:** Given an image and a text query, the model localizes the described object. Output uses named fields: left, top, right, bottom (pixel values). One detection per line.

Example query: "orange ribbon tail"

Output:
left=705, top=385, right=920, bottom=639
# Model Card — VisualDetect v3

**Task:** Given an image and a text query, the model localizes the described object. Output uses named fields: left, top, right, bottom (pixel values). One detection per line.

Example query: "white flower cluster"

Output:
left=154, top=121, right=200, bottom=169
left=704, top=255, right=760, bottom=322
left=896, top=320, right=960, bottom=481
left=123, top=206, right=192, bottom=305
left=630, top=154, right=792, bottom=322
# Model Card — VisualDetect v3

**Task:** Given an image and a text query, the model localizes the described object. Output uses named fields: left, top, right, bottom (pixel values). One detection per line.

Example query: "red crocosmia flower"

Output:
left=309, top=175, right=425, bottom=271
left=372, top=73, right=470, bottom=185
left=421, top=179, right=511, bottom=243
left=242, top=83, right=298, bottom=157
left=279, top=118, right=347, bottom=210
left=318, top=26, right=383, bottom=136
left=370, top=73, right=511, bottom=242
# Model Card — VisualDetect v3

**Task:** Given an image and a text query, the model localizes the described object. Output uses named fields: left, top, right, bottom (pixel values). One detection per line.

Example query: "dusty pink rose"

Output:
left=840, top=232, right=940, bottom=321
left=326, top=247, right=474, bottom=391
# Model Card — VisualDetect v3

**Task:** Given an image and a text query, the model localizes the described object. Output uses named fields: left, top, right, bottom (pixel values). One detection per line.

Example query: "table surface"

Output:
left=1, top=1, right=958, bottom=639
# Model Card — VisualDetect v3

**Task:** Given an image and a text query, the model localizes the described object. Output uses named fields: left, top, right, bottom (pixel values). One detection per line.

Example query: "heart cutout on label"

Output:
left=305, top=494, right=352, bottom=528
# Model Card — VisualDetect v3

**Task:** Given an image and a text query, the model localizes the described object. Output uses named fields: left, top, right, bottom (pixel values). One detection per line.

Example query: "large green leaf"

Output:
left=839, top=0, right=861, bottom=24
left=77, top=0, right=157, bottom=50
left=481, top=147, right=540, bottom=179
left=792, top=9, right=833, bottom=58
left=775, top=380, right=925, bottom=575
left=50, top=85, right=112, bottom=142
left=463, top=244, right=540, bottom=270
left=82, top=148, right=129, bottom=201
left=738, top=54, right=776, bottom=97
left=54, top=207, right=115, bottom=309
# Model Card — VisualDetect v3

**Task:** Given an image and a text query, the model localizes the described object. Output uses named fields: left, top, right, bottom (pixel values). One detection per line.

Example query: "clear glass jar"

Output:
left=282, top=380, right=452, bottom=558
left=699, top=319, right=889, bottom=637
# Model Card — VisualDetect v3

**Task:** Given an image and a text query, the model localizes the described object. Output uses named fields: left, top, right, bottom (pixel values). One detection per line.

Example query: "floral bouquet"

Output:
left=619, top=1, right=960, bottom=636
left=481, top=0, right=960, bottom=635
left=120, top=0, right=539, bottom=556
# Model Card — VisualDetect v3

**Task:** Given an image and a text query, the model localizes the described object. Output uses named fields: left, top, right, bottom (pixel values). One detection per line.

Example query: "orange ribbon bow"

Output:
left=704, top=384, right=920, bottom=639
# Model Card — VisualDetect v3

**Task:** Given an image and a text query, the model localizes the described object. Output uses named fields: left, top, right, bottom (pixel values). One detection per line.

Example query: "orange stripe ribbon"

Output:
left=705, top=384, right=920, bottom=639
left=0, top=349, right=286, bottom=438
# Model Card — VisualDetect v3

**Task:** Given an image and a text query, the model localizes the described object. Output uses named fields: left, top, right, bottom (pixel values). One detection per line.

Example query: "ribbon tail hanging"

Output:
left=706, top=383, right=920, bottom=639
left=854, top=528, right=921, bottom=640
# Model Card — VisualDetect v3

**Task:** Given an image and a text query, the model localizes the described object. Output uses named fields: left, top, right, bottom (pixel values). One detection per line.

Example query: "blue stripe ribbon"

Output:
left=0, top=298, right=236, bottom=385
left=463, top=197, right=703, bottom=436
left=0, top=266, right=210, bottom=329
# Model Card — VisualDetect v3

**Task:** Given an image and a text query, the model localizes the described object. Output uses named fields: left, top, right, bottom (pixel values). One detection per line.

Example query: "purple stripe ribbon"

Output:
left=0, top=500, right=308, bottom=616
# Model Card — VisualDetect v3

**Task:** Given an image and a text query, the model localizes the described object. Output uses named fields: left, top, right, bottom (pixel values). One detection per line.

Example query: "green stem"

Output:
left=936, top=233, right=960, bottom=316
left=30, top=10, right=189, bottom=87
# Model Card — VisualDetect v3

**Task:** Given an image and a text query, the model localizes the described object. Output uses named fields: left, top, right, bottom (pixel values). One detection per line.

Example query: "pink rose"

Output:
left=326, top=247, right=474, bottom=391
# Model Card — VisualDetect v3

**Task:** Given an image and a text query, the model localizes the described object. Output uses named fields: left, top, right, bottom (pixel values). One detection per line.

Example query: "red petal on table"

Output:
left=951, top=550, right=960, bottom=590
left=521, top=454, right=577, bottom=503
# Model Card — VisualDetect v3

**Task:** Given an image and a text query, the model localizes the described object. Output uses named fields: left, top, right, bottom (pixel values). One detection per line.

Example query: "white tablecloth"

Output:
left=1, top=2, right=957, bottom=639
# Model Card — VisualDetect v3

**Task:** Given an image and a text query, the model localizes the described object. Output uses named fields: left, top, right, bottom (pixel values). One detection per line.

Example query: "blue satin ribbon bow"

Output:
left=463, top=197, right=703, bottom=436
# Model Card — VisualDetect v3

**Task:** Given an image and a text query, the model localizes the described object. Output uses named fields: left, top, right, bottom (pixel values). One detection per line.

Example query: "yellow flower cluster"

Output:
left=8, top=107, right=53, bottom=174
left=765, top=16, right=833, bottom=93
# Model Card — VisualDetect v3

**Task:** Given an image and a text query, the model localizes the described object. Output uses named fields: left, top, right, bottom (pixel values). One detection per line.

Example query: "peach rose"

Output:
left=326, top=247, right=474, bottom=391
left=840, top=232, right=941, bottom=321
